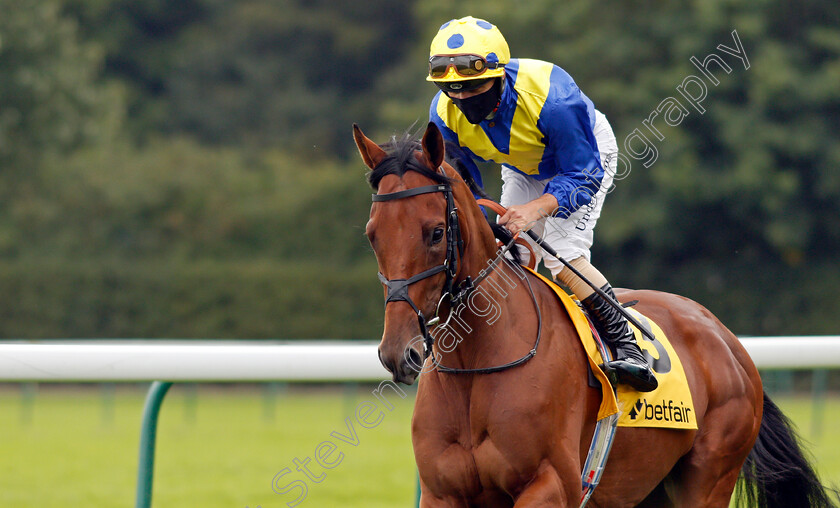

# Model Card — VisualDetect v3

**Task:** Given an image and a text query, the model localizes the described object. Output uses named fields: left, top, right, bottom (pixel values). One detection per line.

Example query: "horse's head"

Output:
left=354, top=122, right=495, bottom=384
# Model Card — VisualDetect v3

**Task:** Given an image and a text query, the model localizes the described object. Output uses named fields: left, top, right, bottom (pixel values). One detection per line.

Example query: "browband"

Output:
left=372, top=184, right=449, bottom=202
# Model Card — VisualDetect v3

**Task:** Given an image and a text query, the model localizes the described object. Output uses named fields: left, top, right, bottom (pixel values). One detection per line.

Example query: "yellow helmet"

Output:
left=427, top=16, right=510, bottom=83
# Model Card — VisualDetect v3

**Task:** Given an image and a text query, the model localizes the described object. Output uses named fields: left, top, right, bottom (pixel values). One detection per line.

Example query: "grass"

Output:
left=0, top=384, right=838, bottom=507
left=0, top=384, right=416, bottom=508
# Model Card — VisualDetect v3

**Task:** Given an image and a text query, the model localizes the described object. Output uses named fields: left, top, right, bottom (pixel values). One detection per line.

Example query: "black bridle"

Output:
left=372, top=182, right=464, bottom=357
left=372, top=178, right=542, bottom=374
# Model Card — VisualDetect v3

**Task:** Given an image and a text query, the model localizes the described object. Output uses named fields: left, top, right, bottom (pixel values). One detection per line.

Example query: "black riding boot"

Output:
left=581, top=285, right=658, bottom=392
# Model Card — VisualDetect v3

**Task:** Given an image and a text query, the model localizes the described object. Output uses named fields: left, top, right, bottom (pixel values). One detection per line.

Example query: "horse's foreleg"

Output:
left=417, top=478, right=468, bottom=508
left=512, top=463, right=574, bottom=507
left=418, top=493, right=466, bottom=508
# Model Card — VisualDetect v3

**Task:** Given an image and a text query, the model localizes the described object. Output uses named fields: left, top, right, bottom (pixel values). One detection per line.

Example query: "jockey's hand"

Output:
left=498, top=194, right=559, bottom=235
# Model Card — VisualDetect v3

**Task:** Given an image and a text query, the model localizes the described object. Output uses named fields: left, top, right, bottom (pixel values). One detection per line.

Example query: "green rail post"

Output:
left=262, top=382, right=280, bottom=423
left=20, top=382, right=37, bottom=424
left=183, top=383, right=197, bottom=424
left=135, top=381, right=173, bottom=508
left=811, top=369, right=827, bottom=438
left=416, top=472, right=421, bottom=507
left=102, top=382, right=116, bottom=427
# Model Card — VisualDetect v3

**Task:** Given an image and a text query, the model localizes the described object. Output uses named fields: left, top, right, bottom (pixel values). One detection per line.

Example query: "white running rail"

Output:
left=0, top=337, right=837, bottom=382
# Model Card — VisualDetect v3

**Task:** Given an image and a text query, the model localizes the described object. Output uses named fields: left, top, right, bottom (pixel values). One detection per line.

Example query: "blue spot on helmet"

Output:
left=476, top=20, right=493, bottom=30
left=447, top=34, right=465, bottom=49
left=486, top=52, right=499, bottom=63
left=439, top=21, right=451, bottom=30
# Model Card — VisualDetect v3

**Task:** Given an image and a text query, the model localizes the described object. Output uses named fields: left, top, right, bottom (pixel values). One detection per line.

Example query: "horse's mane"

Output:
left=367, top=131, right=521, bottom=264
left=366, top=133, right=450, bottom=190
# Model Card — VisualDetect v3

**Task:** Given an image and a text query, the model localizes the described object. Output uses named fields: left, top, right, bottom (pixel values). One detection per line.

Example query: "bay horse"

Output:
left=354, top=122, right=836, bottom=507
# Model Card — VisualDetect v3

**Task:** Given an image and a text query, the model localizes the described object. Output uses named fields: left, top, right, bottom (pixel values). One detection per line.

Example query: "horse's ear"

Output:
left=353, top=124, right=388, bottom=170
left=421, top=122, right=445, bottom=170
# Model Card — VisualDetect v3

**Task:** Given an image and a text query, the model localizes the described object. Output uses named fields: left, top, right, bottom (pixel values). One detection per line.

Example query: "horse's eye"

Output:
left=431, top=227, right=445, bottom=245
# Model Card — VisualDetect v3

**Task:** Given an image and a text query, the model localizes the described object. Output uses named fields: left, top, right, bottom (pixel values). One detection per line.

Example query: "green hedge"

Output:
left=598, top=254, right=840, bottom=337
left=0, top=259, right=384, bottom=339
left=3, top=255, right=838, bottom=339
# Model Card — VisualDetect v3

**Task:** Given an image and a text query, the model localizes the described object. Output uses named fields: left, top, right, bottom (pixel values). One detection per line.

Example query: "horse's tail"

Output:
left=736, top=391, right=839, bottom=507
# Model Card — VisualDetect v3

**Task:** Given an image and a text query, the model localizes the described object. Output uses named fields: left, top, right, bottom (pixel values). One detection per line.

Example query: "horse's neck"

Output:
left=432, top=184, right=541, bottom=368
left=436, top=248, right=540, bottom=371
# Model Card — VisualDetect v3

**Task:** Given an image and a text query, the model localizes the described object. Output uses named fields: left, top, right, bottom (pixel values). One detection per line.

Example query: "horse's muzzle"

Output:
left=378, top=342, right=424, bottom=385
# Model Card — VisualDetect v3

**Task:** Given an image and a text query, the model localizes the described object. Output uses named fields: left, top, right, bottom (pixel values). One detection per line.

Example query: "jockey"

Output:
left=427, top=16, right=658, bottom=392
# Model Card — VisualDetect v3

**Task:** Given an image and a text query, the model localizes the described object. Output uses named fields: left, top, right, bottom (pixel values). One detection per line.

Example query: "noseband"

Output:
left=372, top=181, right=465, bottom=357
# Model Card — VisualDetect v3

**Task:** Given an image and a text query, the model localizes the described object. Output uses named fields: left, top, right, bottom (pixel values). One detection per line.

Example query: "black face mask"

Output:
left=449, top=78, right=502, bottom=124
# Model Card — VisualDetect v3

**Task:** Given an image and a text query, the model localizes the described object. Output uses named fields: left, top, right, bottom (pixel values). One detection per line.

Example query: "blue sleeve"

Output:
left=538, top=76, right=604, bottom=219
left=430, top=93, right=485, bottom=196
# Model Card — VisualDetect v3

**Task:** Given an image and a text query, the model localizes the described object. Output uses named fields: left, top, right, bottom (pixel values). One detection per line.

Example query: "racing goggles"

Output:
left=429, top=54, right=503, bottom=79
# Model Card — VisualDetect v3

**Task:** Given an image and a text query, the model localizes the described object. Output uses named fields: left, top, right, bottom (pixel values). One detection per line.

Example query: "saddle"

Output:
left=526, top=268, right=697, bottom=430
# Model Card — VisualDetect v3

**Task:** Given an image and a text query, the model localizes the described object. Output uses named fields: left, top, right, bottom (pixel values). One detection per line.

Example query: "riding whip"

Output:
left=477, top=198, right=657, bottom=343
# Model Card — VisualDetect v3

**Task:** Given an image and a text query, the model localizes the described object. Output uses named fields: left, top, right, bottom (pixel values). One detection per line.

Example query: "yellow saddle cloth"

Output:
left=527, top=268, right=697, bottom=430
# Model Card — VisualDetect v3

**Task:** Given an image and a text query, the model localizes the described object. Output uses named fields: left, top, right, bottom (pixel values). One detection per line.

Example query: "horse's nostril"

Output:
left=378, top=348, right=391, bottom=371
left=405, top=345, right=424, bottom=374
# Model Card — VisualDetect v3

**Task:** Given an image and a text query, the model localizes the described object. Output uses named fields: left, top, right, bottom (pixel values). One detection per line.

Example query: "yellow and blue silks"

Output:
left=430, top=58, right=605, bottom=219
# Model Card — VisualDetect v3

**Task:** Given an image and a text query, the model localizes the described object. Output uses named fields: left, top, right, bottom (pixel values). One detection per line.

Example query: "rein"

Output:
left=433, top=251, right=542, bottom=375
left=372, top=176, right=542, bottom=374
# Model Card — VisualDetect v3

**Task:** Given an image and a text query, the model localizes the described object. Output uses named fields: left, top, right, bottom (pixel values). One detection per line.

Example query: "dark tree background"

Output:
left=0, top=0, right=837, bottom=338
